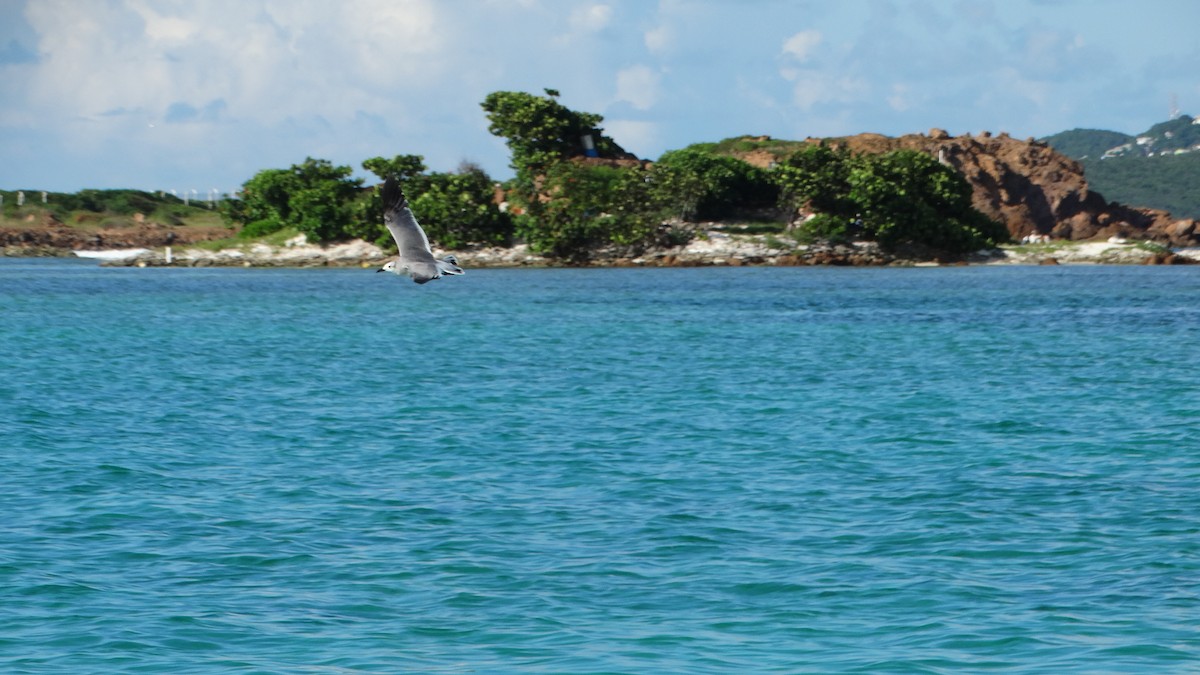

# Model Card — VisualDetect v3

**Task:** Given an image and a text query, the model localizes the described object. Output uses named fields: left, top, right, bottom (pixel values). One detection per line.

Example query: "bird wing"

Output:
left=380, top=177, right=443, bottom=283
left=381, top=177, right=438, bottom=264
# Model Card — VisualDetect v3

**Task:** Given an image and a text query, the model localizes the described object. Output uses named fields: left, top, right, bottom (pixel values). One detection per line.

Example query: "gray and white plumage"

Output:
left=376, top=177, right=464, bottom=284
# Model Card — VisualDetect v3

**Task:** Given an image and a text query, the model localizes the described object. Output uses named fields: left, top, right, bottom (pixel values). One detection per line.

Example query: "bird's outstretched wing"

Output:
left=381, top=177, right=441, bottom=283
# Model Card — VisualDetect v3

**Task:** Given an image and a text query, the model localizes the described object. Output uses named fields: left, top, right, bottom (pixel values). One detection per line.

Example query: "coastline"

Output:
left=60, top=231, right=1200, bottom=269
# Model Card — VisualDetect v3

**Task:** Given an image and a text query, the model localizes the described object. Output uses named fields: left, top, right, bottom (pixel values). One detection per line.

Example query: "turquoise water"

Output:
left=2, top=258, right=1198, bottom=673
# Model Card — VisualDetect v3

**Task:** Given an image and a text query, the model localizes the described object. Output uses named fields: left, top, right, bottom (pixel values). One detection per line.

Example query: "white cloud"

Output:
left=887, top=83, right=912, bottom=112
left=332, top=0, right=442, bottom=86
left=568, top=4, right=612, bottom=33
left=786, top=70, right=868, bottom=110
left=5, top=0, right=1197, bottom=193
left=127, top=0, right=196, bottom=43
left=644, top=24, right=671, bottom=53
left=21, top=0, right=442, bottom=129
left=615, top=65, right=660, bottom=110
left=781, top=29, right=822, bottom=62
left=604, top=119, right=659, bottom=158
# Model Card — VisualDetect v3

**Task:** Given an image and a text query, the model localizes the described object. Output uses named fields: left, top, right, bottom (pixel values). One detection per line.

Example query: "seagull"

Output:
left=376, top=176, right=464, bottom=284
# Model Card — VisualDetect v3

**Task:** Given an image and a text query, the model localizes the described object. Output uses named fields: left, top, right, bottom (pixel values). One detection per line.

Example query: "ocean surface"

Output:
left=2, top=257, right=1198, bottom=673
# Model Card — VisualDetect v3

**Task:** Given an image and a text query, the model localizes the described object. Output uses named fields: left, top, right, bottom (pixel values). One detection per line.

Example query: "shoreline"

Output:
left=8, top=230, right=1200, bottom=268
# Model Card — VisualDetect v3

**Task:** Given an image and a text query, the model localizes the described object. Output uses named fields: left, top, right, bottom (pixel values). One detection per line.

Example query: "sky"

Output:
left=1, top=0, right=1198, bottom=194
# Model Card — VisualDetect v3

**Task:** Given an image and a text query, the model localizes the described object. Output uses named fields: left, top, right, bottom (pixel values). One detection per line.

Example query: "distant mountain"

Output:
left=1078, top=153, right=1200, bottom=220
left=1042, top=115, right=1200, bottom=219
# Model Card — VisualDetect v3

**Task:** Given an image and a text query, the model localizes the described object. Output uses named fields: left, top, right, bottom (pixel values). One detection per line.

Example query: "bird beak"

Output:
left=375, top=268, right=384, bottom=273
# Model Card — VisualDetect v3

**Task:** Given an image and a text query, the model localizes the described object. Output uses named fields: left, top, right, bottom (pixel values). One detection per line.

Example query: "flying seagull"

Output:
left=376, top=176, right=464, bottom=284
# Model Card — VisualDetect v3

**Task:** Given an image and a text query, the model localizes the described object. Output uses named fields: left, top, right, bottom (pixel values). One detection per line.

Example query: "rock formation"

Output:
left=819, top=130, right=1198, bottom=246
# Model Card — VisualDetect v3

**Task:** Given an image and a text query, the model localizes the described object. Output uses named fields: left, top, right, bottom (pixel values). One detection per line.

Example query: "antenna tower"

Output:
left=1169, top=93, right=1180, bottom=119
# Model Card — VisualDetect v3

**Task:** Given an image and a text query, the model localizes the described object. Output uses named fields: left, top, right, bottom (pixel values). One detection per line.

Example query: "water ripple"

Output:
left=2, top=261, right=1199, bottom=672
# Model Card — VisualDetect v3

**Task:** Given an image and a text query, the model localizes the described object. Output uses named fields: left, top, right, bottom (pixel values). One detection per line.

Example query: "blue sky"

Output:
left=1, top=0, right=1198, bottom=194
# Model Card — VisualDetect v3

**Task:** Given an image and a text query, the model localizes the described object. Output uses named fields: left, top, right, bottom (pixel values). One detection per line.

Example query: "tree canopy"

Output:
left=481, top=90, right=627, bottom=173
left=217, top=89, right=1007, bottom=259
left=773, top=144, right=1007, bottom=254
left=224, top=156, right=511, bottom=248
left=225, top=158, right=362, bottom=241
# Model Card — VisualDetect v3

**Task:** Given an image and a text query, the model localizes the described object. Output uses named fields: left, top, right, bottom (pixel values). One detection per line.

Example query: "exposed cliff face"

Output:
left=735, top=130, right=1199, bottom=245
left=828, top=130, right=1199, bottom=246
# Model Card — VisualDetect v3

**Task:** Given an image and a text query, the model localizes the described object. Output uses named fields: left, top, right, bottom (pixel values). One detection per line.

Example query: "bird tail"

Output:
left=437, top=254, right=464, bottom=276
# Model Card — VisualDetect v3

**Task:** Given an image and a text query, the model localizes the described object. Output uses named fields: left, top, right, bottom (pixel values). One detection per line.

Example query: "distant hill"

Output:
left=1040, top=128, right=1132, bottom=160
left=1042, top=115, right=1200, bottom=219
left=1080, top=154, right=1200, bottom=220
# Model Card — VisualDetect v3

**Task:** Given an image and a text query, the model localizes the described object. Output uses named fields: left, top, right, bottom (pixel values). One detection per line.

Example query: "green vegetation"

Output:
left=1081, top=154, right=1200, bottom=219
left=1040, top=128, right=1133, bottom=159
left=480, top=90, right=1002, bottom=259
left=481, top=89, right=628, bottom=175
left=515, top=161, right=659, bottom=260
left=1042, top=116, right=1200, bottom=219
left=410, top=162, right=513, bottom=250
left=0, top=188, right=223, bottom=230
left=773, top=143, right=1007, bottom=254
left=11, top=88, right=1012, bottom=261
left=650, top=148, right=776, bottom=221
left=689, top=135, right=810, bottom=164
left=224, top=158, right=362, bottom=242
left=1143, top=116, right=1200, bottom=154
left=222, top=155, right=512, bottom=249
left=479, top=89, right=639, bottom=258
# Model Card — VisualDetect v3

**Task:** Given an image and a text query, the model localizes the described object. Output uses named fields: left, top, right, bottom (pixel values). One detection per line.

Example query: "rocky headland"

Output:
left=8, top=129, right=1200, bottom=266
left=734, top=129, right=1198, bottom=247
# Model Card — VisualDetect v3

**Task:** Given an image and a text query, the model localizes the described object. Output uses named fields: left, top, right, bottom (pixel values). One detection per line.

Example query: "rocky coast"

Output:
left=9, top=129, right=1199, bottom=268
left=82, top=230, right=1198, bottom=269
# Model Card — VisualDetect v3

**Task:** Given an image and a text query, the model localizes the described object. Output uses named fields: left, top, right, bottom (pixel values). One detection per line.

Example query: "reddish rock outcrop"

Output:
left=747, top=130, right=1200, bottom=246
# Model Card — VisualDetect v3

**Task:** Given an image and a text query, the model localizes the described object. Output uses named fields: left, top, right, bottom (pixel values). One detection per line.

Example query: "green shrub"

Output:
left=410, top=165, right=513, bottom=249
left=516, top=161, right=666, bottom=260
left=238, top=218, right=285, bottom=239
left=774, top=146, right=1007, bottom=255
left=651, top=148, right=777, bottom=221
left=224, top=158, right=362, bottom=243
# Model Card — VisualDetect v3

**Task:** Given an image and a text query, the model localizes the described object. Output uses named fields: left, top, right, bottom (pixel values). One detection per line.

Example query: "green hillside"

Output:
left=1081, top=154, right=1200, bottom=219
left=1040, top=128, right=1132, bottom=160
left=0, top=188, right=227, bottom=229
left=1043, top=116, right=1200, bottom=219
left=1142, top=115, right=1200, bottom=154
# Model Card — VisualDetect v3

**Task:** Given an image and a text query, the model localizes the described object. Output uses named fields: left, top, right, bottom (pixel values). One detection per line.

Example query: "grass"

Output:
left=1131, top=240, right=1170, bottom=254
left=704, top=136, right=811, bottom=161
left=1002, top=240, right=1076, bottom=255
left=999, top=238, right=1172, bottom=264
left=185, top=226, right=302, bottom=252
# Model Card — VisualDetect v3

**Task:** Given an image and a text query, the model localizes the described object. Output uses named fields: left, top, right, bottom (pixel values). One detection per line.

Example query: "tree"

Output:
left=480, top=89, right=667, bottom=258
left=347, top=154, right=432, bottom=246
left=651, top=148, right=776, bottom=221
left=481, top=89, right=633, bottom=218
left=227, top=157, right=362, bottom=242
left=773, top=146, right=1007, bottom=254
left=411, top=163, right=513, bottom=249
left=846, top=150, right=1007, bottom=253
left=773, top=142, right=855, bottom=220
left=517, top=161, right=666, bottom=260
left=481, top=90, right=623, bottom=171
left=344, top=159, right=513, bottom=250
left=362, top=154, right=427, bottom=184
